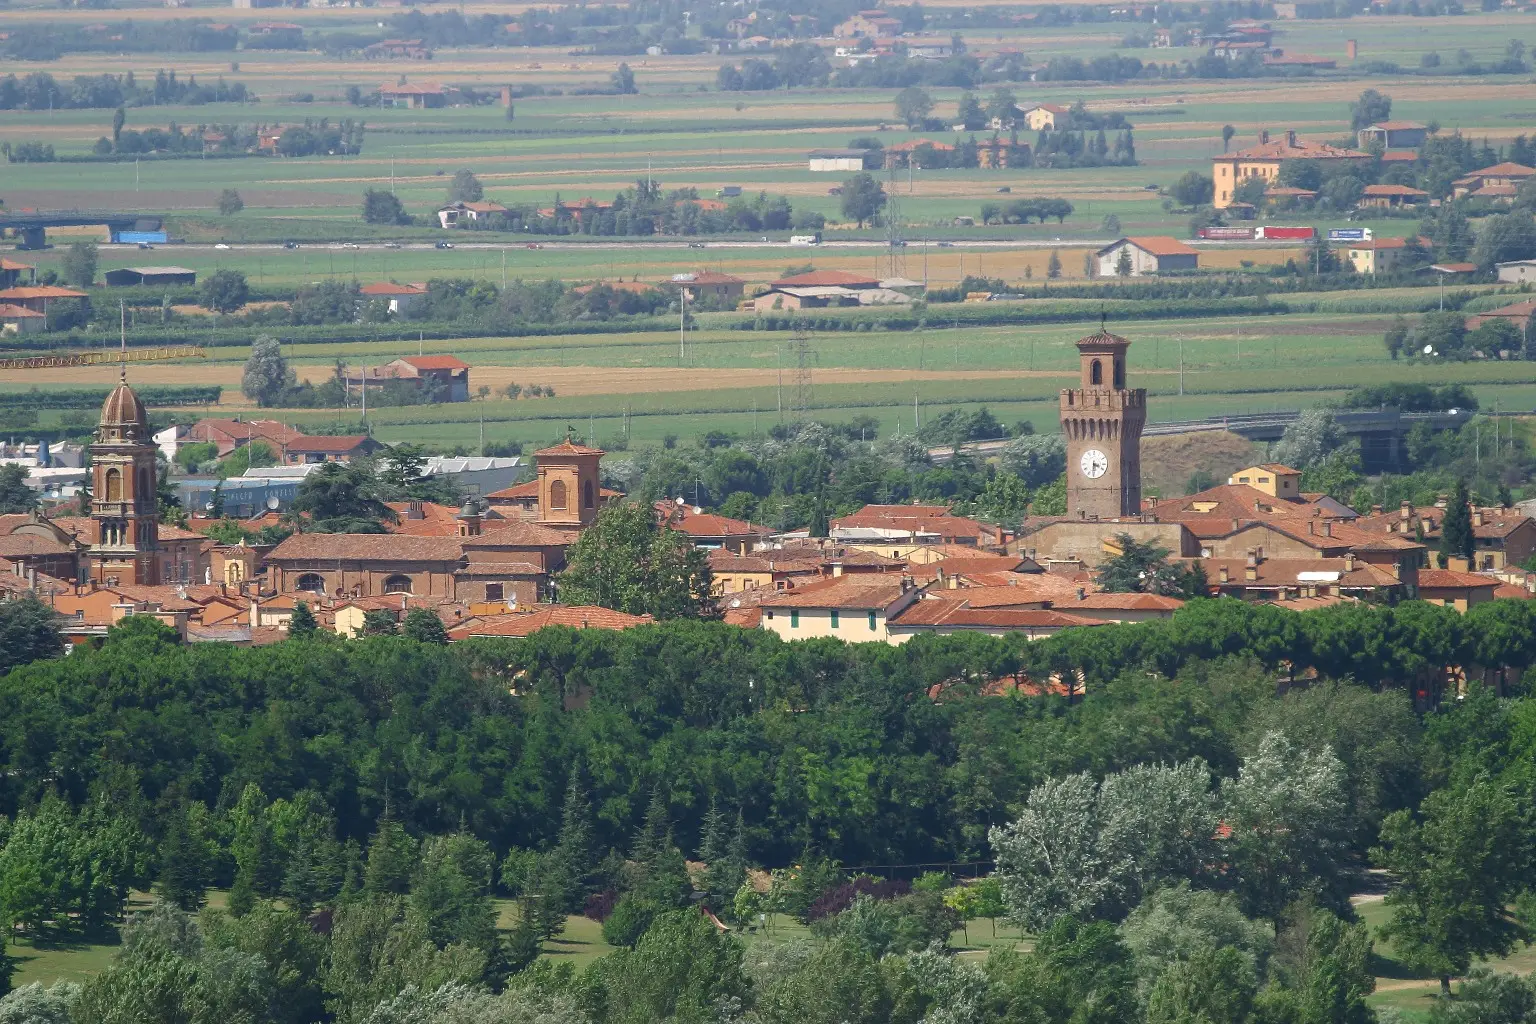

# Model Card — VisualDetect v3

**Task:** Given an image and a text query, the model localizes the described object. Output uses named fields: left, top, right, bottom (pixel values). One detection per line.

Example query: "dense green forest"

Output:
left=1, top=598, right=1535, bottom=1022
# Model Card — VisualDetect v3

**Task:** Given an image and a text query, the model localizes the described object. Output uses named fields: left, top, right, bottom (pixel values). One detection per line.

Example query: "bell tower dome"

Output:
left=1058, top=325, right=1146, bottom=519
left=89, top=373, right=160, bottom=585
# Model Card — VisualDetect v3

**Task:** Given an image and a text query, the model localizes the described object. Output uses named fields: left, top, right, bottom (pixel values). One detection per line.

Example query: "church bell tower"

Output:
left=1059, top=325, right=1146, bottom=519
left=90, top=373, right=160, bottom=585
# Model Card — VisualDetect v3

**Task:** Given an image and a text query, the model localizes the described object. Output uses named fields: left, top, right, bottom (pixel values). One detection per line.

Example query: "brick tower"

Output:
left=1059, top=325, right=1146, bottom=519
left=534, top=436, right=605, bottom=532
left=90, top=373, right=160, bottom=585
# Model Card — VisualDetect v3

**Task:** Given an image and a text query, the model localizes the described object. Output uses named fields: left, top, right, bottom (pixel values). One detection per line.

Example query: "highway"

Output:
left=93, top=237, right=1310, bottom=254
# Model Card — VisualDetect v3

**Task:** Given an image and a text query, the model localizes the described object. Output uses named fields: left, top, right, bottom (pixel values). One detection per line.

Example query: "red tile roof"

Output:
left=1417, top=569, right=1500, bottom=590
left=359, top=282, right=427, bottom=296
left=267, top=534, right=467, bottom=563
left=285, top=435, right=371, bottom=453
left=0, top=286, right=88, bottom=299
left=890, top=597, right=1099, bottom=630
left=1220, top=136, right=1369, bottom=162
left=448, top=605, right=652, bottom=638
left=535, top=439, right=604, bottom=457
left=1362, top=184, right=1429, bottom=197
left=758, top=575, right=913, bottom=609
left=1123, top=236, right=1199, bottom=257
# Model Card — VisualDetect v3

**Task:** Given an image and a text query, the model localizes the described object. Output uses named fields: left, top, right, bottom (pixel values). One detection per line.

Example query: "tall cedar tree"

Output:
left=365, top=811, right=419, bottom=896
left=157, top=803, right=210, bottom=911
left=633, top=786, right=691, bottom=908
left=288, top=601, right=317, bottom=637
left=550, top=763, right=598, bottom=911
left=1439, top=479, right=1476, bottom=566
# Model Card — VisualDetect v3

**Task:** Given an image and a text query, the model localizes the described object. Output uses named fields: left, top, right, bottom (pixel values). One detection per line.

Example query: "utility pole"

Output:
left=679, top=287, right=687, bottom=364
left=1178, top=337, right=1185, bottom=396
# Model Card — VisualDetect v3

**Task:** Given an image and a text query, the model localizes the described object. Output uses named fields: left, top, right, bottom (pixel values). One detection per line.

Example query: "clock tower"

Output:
left=1059, top=325, right=1145, bottom=519
left=89, top=372, right=160, bottom=586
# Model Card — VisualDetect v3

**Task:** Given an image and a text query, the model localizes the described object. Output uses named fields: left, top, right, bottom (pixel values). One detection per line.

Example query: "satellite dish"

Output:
left=205, top=502, right=215, bottom=512
left=267, top=496, right=281, bottom=510
left=675, top=496, right=685, bottom=506
left=1423, top=344, right=1434, bottom=354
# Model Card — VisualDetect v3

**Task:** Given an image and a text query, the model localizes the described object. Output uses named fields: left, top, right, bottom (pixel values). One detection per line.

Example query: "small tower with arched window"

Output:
left=533, top=436, right=605, bottom=531
left=90, top=373, right=161, bottom=585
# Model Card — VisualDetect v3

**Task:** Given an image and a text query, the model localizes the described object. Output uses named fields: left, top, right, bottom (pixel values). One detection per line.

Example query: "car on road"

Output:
left=937, top=241, right=954, bottom=247
left=828, top=187, right=843, bottom=196
left=996, top=186, right=1011, bottom=193
left=343, top=242, right=359, bottom=249
left=385, top=242, right=401, bottom=249
left=283, top=241, right=298, bottom=249
left=137, top=243, right=153, bottom=250
left=214, top=243, right=230, bottom=250
left=688, top=242, right=706, bottom=248
left=435, top=241, right=454, bottom=249
left=525, top=242, right=542, bottom=249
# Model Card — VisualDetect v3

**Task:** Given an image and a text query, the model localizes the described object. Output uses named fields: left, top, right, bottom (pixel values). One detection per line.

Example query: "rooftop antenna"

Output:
left=118, top=299, right=127, bottom=380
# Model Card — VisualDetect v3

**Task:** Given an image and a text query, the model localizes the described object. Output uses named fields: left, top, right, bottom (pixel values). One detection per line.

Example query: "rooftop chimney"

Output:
left=1473, top=510, right=1484, bottom=528
left=1285, top=129, right=1297, bottom=146
left=1322, top=521, right=1332, bottom=538
left=1400, top=500, right=1412, bottom=519
left=1344, top=552, right=1355, bottom=572
left=1075, top=586, right=1087, bottom=601
left=1259, top=128, right=1270, bottom=144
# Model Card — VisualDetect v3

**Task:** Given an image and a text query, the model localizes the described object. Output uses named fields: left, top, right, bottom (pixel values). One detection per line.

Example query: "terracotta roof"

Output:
left=1264, top=186, right=1317, bottom=197
left=1466, top=162, right=1536, bottom=177
left=1362, top=184, right=1429, bottom=197
left=534, top=439, right=604, bottom=457
left=380, top=82, right=447, bottom=95
left=917, top=583, right=1054, bottom=608
left=398, top=355, right=469, bottom=370
left=0, top=534, right=73, bottom=557
left=285, top=435, right=371, bottom=452
left=462, top=522, right=571, bottom=547
left=770, top=270, right=881, bottom=288
left=158, top=523, right=211, bottom=542
left=678, top=270, right=745, bottom=285
left=660, top=505, right=773, bottom=538
left=1492, top=583, right=1534, bottom=600
left=706, top=550, right=819, bottom=573
left=1120, top=236, right=1199, bottom=257
left=1380, top=151, right=1419, bottom=162
left=1354, top=506, right=1532, bottom=541
left=0, top=286, right=88, bottom=299
left=448, top=605, right=652, bottom=638
left=759, top=575, right=913, bottom=609
left=1219, top=136, right=1370, bottom=162
left=844, top=504, right=954, bottom=518
left=1348, top=237, right=1412, bottom=250
left=267, top=534, right=466, bottom=562
left=890, top=597, right=1099, bottom=630
left=722, top=605, right=763, bottom=628
left=1468, top=300, right=1536, bottom=320
left=1204, top=557, right=1401, bottom=588
left=190, top=418, right=305, bottom=445
left=359, top=282, right=427, bottom=296
left=1068, top=592, right=1185, bottom=610
left=0, top=303, right=43, bottom=318
left=0, top=258, right=34, bottom=271
left=1417, top=569, right=1501, bottom=589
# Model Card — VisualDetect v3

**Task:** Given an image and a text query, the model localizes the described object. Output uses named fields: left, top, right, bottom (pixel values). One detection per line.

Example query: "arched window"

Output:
left=296, top=573, right=325, bottom=593
left=1113, top=358, right=1125, bottom=388
left=105, top=468, right=122, bottom=502
left=550, top=479, right=568, bottom=511
left=582, top=480, right=595, bottom=509
left=1090, top=359, right=1103, bottom=386
left=382, top=574, right=413, bottom=594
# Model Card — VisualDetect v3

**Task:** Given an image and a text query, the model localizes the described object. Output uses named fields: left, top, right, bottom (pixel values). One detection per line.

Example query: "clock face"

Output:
left=1080, top=449, right=1108, bottom=479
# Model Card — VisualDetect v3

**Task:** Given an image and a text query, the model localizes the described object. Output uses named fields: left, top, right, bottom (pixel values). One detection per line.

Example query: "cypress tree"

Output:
left=288, top=601, right=317, bottom=637
left=1439, top=479, right=1475, bottom=567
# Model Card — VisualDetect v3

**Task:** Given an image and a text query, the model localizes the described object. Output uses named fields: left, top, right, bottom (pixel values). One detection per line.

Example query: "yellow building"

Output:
left=1227, top=464, right=1302, bottom=499
left=1212, top=129, right=1371, bottom=209
left=1021, top=103, right=1069, bottom=131
left=1346, top=237, right=1410, bottom=274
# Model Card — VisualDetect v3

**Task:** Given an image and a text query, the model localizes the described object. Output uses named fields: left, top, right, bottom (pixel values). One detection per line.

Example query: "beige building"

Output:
left=1021, top=103, right=1069, bottom=131
left=758, top=576, right=920, bottom=643
left=1227, top=464, right=1302, bottom=499
left=1212, top=130, right=1370, bottom=209
left=1346, top=237, right=1413, bottom=274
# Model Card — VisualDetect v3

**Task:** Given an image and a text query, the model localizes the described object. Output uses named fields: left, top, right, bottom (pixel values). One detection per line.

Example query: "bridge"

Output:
left=930, top=408, right=1475, bottom=472
left=0, top=209, right=161, bottom=249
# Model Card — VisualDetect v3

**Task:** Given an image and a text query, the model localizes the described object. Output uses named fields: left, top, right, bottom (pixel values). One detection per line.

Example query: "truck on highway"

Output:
left=1254, top=225, right=1316, bottom=240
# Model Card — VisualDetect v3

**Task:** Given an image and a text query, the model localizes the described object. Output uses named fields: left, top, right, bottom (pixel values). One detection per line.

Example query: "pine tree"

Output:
left=698, top=797, right=730, bottom=908
left=1439, top=478, right=1475, bottom=567
left=363, top=811, right=418, bottom=896
left=157, top=803, right=210, bottom=911
left=551, top=763, right=597, bottom=905
left=506, top=907, right=542, bottom=974
left=288, top=601, right=317, bottom=637
left=1047, top=249, right=1062, bottom=279
left=633, top=786, right=690, bottom=908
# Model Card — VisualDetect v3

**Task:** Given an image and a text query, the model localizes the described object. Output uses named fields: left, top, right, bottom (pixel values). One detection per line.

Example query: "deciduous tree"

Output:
left=555, top=500, right=712, bottom=618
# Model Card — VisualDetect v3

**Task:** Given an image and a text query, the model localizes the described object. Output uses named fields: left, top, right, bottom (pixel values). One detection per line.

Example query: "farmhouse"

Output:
left=0, top=258, right=36, bottom=289
left=833, top=9, right=903, bottom=37
left=0, top=303, right=44, bottom=335
left=1358, top=184, right=1429, bottom=208
left=437, top=201, right=508, bottom=228
left=1345, top=237, right=1415, bottom=274
left=0, top=285, right=88, bottom=315
left=1095, top=236, right=1199, bottom=276
left=280, top=435, right=381, bottom=466
left=379, top=82, right=452, bottom=108
left=358, top=281, right=427, bottom=314
left=1020, top=103, right=1069, bottom=131
left=1212, top=130, right=1371, bottom=209
left=751, top=269, right=898, bottom=311
left=1356, top=120, right=1427, bottom=150
left=1497, top=261, right=1536, bottom=284
left=807, top=149, right=870, bottom=172
left=671, top=270, right=746, bottom=303
left=351, top=355, right=472, bottom=402
left=1451, top=162, right=1535, bottom=198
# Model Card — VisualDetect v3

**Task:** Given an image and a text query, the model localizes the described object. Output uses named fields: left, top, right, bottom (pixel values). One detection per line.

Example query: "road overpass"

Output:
left=0, top=209, right=160, bottom=249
